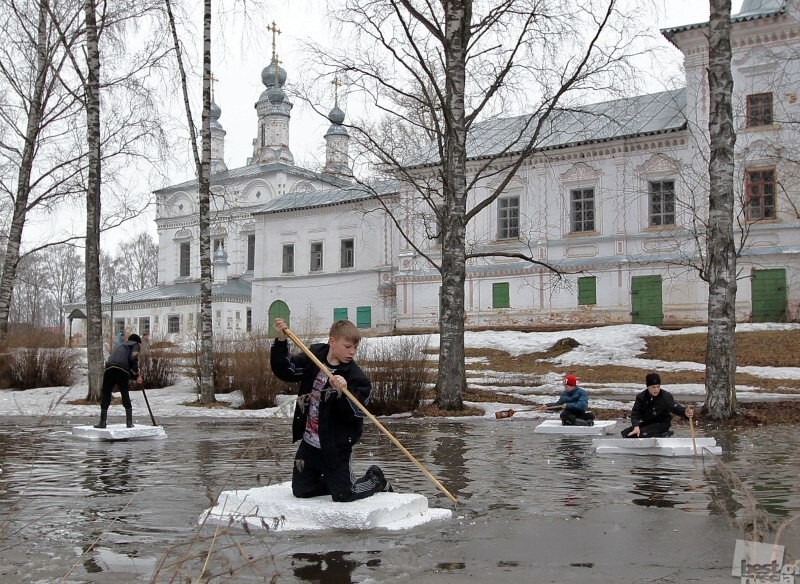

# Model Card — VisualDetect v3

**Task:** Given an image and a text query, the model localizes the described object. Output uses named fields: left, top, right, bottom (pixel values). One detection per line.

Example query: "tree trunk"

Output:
left=198, top=0, right=215, bottom=404
left=0, top=0, right=50, bottom=341
left=436, top=0, right=471, bottom=410
left=84, top=0, right=104, bottom=400
left=705, top=0, right=738, bottom=418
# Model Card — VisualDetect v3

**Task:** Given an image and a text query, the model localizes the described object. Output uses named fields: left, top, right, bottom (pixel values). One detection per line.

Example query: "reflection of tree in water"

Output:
left=432, top=429, right=468, bottom=497
left=292, top=551, right=362, bottom=583
left=83, top=447, right=134, bottom=496
left=551, top=437, right=591, bottom=512
left=629, top=466, right=679, bottom=509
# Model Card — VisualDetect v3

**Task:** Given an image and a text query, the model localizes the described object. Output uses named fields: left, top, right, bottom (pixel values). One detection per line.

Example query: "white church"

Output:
left=66, top=0, right=800, bottom=343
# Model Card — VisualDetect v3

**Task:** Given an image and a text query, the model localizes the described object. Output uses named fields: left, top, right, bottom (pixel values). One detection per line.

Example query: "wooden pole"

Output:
left=283, top=328, right=457, bottom=504
left=141, top=386, right=157, bottom=426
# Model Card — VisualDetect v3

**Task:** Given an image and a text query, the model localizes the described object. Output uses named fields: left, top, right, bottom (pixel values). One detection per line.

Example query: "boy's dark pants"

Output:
left=560, top=409, right=594, bottom=425
left=100, top=368, right=133, bottom=411
left=620, top=422, right=671, bottom=438
left=292, top=440, right=382, bottom=502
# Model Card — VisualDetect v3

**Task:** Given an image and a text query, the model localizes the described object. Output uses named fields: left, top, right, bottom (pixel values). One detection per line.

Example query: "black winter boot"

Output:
left=94, top=410, right=107, bottom=429
left=125, top=408, right=134, bottom=428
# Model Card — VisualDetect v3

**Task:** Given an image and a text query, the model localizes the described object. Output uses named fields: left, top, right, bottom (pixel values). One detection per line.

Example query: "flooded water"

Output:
left=0, top=416, right=798, bottom=583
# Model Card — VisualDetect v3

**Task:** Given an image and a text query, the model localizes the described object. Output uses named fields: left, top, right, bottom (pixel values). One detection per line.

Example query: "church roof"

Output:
left=93, top=279, right=252, bottom=305
left=253, top=180, right=399, bottom=215
left=405, top=88, right=687, bottom=168
left=154, top=162, right=351, bottom=195
left=661, top=0, right=786, bottom=42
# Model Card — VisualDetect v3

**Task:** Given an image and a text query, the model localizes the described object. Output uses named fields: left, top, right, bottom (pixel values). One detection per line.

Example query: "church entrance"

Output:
left=630, top=275, right=663, bottom=326
left=751, top=268, right=787, bottom=322
left=268, top=300, right=291, bottom=336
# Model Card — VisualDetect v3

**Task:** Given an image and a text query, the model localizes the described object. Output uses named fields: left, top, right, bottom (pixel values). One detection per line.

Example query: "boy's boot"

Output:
left=94, top=409, right=107, bottom=429
left=125, top=408, right=134, bottom=428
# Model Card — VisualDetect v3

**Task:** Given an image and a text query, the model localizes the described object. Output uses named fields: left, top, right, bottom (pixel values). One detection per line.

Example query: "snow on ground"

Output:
left=1, top=323, right=798, bottom=421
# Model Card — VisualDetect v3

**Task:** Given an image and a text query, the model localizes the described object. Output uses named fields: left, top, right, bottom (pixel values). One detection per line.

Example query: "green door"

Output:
left=268, top=300, right=290, bottom=336
left=751, top=268, right=787, bottom=323
left=631, top=275, right=663, bottom=325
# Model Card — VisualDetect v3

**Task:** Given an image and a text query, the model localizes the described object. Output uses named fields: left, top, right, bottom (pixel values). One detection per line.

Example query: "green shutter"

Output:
left=333, top=307, right=348, bottom=321
left=356, top=306, right=371, bottom=328
left=578, top=276, right=597, bottom=306
left=492, top=282, right=510, bottom=309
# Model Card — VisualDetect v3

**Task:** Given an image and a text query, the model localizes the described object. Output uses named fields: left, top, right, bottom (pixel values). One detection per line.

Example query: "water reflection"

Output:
left=629, top=465, right=680, bottom=509
left=85, top=449, right=134, bottom=496
left=543, top=436, right=593, bottom=513
left=0, top=417, right=798, bottom=583
left=432, top=430, right=469, bottom=497
left=291, top=551, right=359, bottom=583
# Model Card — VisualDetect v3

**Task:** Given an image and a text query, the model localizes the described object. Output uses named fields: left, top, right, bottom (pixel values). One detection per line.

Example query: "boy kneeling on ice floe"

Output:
left=271, top=318, right=392, bottom=501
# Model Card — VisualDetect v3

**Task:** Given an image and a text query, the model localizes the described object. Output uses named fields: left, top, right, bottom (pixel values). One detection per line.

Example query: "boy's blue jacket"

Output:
left=546, top=387, right=589, bottom=412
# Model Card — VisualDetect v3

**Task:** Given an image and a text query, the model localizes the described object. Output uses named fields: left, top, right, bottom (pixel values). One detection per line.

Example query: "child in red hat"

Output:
left=539, top=374, right=594, bottom=426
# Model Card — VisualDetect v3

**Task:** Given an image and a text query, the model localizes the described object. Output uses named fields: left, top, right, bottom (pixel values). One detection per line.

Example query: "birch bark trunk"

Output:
left=705, top=0, right=738, bottom=418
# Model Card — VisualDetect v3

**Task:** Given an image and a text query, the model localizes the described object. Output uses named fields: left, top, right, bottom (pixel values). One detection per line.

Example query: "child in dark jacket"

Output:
left=621, top=373, right=694, bottom=438
left=271, top=318, right=391, bottom=502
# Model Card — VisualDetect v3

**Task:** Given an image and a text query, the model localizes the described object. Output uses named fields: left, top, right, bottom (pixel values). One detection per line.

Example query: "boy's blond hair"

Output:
left=329, top=319, right=361, bottom=344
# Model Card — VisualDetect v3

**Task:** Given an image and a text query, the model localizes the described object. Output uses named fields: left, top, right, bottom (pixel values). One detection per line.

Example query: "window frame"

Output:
left=246, top=234, right=256, bottom=271
left=333, top=307, right=348, bottom=321
left=340, top=238, right=354, bottom=269
left=167, top=315, right=180, bottom=334
left=139, top=317, right=150, bottom=336
left=282, top=244, right=294, bottom=274
left=570, top=188, right=595, bottom=233
left=497, top=195, right=520, bottom=240
left=648, top=180, right=676, bottom=227
left=745, top=167, right=776, bottom=221
left=310, top=242, right=324, bottom=272
left=746, top=92, right=773, bottom=128
left=179, top=242, right=190, bottom=277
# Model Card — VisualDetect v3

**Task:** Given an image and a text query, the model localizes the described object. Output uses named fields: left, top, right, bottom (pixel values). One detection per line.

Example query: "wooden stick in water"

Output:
left=283, top=328, right=458, bottom=505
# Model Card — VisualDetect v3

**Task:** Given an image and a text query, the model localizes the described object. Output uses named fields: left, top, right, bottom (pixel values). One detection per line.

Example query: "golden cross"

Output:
left=210, top=73, right=218, bottom=99
left=267, top=21, right=281, bottom=59
left=331, top=74, right=340, bottom=105
left=274, top=54, right=282, bottom=80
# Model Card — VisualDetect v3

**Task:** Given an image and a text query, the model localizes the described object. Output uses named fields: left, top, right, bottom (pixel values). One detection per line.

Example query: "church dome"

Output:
left=210, top=99, right=221, bottom=121
left=261, top=59, right=287, bottom=88
left=268, top=85, right=285, bottom=104
left=328, top=105, right=345, bottom=125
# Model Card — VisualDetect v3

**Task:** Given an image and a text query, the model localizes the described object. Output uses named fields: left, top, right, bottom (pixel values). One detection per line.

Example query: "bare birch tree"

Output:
left=311, top=0, right=647, bottom=409
left=705, top=0, right=737, bottom=418
left=0, top=0, right=84, bottom=341
left=162, top=0, right=215, bottom=403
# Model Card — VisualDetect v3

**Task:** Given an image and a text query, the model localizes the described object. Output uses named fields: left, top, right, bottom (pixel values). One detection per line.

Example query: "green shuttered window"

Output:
left=578, top=276, right=597, bottom=305
left=492, top=282, right=510, bottom=309
left=356, top=306, right=371, bottom=328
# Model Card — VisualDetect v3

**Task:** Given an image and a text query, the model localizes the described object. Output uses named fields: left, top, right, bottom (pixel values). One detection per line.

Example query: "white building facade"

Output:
left=395, top=0, right=800, bottom=329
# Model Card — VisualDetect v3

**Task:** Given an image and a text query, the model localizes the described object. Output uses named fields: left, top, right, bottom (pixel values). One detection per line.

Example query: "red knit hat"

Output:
left=564, top=375, right=578, bottom=386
